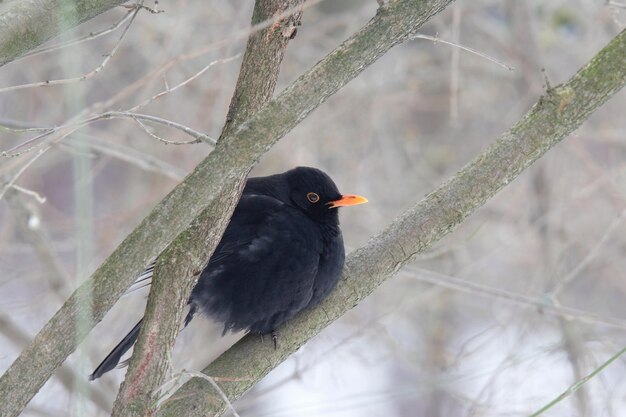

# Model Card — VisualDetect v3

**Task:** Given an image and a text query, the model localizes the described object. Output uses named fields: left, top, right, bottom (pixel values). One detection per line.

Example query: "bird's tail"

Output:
left=89, top=319, right=143, bottom=381
left=89, top=304, right=198, bottom=380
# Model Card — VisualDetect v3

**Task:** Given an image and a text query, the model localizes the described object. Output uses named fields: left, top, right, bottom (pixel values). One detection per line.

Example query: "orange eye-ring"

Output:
left=307, top=192, right=320, bottom=203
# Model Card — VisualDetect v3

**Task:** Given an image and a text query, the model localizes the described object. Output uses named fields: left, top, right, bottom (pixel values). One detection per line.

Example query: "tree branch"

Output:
left=0, top=1, right=456, bottom=416
left=220, top=0, right=304, bottom=137
left=156, top=27, right=626, bottom=417
left=110, top=1, right=304, bottom=415
left=0, top=0, right=128, bottom=67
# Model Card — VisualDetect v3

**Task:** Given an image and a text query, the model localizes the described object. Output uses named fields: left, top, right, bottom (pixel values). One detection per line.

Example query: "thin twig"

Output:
left=17, top=9, right=135, bottom=61
left=550, top=208, right=626, bottom=297
left=121, top=2, right=164, bottom=14
left=132, top=117, right=202, bottom=145
left=127, top=54, right=241, bottom=112
left=77, top=0, right=323, bottom=115
left=0, top=149, right=46, bottom=201
left=62, top=135, right=186, bottom=180
left=403, top=266, right=626, bottom=331
left=10, top=185, right=47, bottom=204
left=1, top=128, right=70, bottom=158
left=412, top=33, right=514, bottom=71
left=106, top=112, right=216, bottom=145
left=1, top=110, right=217, bottom=158
left=1, top=54, right=236, bottom=157
left=0, top=119, right=50, bottom=132
left=529, top=345, right=626, bottom=417
left=1, top=0, right=304, bottom=154
left=178, top=371, right=241, bottom=417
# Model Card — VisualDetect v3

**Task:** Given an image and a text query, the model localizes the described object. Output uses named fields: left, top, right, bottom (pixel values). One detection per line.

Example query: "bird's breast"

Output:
left=306, top=225, right=345, bottom=309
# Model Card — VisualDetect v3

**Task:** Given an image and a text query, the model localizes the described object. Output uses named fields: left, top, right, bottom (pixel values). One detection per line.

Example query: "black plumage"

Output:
left=89, top=167, right=367, bottom=380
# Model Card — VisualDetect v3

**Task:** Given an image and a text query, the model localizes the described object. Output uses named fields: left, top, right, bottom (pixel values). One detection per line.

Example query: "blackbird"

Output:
left=89, top=167, right=367, bottom=380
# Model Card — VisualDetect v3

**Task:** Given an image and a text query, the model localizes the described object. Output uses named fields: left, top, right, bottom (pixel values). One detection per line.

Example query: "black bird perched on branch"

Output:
left=90, top=167, right=367, bottom=380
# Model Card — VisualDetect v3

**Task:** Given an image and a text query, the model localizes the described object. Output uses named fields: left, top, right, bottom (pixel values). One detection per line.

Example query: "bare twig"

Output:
left=1, top=130, right=56, bottom=158
left=529, top=345, right=626, bottom=417
left=17, top=9, right=135, bottom=61
left=170, top=371, right=241, bottom=417
left=1, top=111, right=216, bottom=158
left=0, top=149, right=46, bottom=201
left=107, top=112, right=216, bottom=145
left=4, top=188, right=70, bottom=300
left=1, top=55, right=236, bottom=157
left=68, top=0, right=324, bottom=115
left=62, top=135, right=186, bottom=180
left=127, top=54, right=241, bottom=113
left=403, top=266, right=626, bottom=331
left=132, top=117, right=202, bottom=145
left=9, top=185, right=47, bottom=204
left=550, top=208, right=626, bottom=297
left=0, top=119, right=50, bottom=132
left=412, top=33, right=514, bottom=71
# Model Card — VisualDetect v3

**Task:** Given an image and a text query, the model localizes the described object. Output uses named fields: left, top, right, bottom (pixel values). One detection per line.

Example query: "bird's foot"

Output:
left=258, top=331, right=278, bottom=349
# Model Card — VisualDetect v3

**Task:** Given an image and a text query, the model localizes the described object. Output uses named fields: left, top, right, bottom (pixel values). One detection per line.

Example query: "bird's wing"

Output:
left=123, top=189, right=271, bottom=295
left=191, top=193, right=323, bottom=333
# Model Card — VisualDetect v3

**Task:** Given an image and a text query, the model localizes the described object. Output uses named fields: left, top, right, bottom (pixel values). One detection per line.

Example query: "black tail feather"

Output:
left=89, top=319, right=143, bottom=381
left=89, top=305, right=198, bottom=381
left=184, top=303, right=198, bottom=327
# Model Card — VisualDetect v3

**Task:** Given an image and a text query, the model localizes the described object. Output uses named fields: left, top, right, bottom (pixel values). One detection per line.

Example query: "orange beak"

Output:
left=328, top=194, right=368, bottom=209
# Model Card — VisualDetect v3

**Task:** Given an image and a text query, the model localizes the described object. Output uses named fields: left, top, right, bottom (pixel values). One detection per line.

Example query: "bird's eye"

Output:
left=307, top=192, right=320, bottom=203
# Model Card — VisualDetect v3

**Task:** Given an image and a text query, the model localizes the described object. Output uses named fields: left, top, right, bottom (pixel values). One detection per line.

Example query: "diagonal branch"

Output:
left=0, top=1, right=456, bottom=416
left=110, top=1, right=304, bottom=415
left=156, top=27, right=626, bottom=417
left=0, top=0, right=129, bottom=67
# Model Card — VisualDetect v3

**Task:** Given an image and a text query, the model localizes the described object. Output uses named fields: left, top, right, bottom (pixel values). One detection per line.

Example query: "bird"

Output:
left=89, top=166, right=367, bottom=380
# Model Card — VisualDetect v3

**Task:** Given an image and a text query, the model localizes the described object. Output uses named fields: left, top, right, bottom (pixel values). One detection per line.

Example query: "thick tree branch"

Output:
left=0, top=1, right=455, bottom=416
left=220, top=0, right=304, bottom=137
left=110, top=1, right=304, bottom=415
left=156, top=27, right=626, bottom=417
left=0, top=313, right=111, bottom=413
left=0, top=0, right=128, bottom=67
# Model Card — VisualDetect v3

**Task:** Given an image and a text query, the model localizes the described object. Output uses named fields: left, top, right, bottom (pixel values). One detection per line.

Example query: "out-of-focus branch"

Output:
left=4, top=188, right=70, bottom=301
left=0, top=1, right=457, bottom=417
left=0, top=0, right=128, bottom=67
left=156, top=28, right=626, bottom=417
left=110, top=1, right=304, bottom=415
left=63, top=135, right=186, bottom=181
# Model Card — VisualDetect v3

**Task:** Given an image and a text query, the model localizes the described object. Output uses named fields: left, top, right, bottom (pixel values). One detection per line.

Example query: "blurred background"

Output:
left=1, top=0, right=625, bottom=416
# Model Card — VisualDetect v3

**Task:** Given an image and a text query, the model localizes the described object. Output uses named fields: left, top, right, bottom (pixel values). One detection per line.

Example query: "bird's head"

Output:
left=285, top=167, right=367, bottom=225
